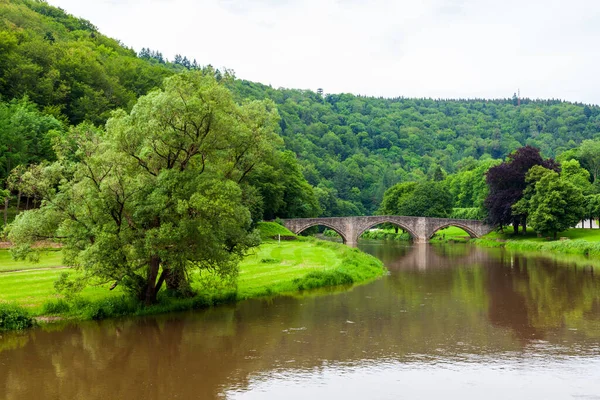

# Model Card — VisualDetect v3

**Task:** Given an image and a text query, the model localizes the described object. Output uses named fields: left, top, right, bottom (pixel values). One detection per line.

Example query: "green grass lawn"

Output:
left=474, top=227, right=600, bottom=258
left=432, top=226, right=472, bottom=238
left=482, top=228, right=600, bottom=242
left=0, top=238, right=384, bottom=316
left=236, top=240, right=342, bottom=298
left=0, top=268, right=125, bottom=312
left=0, top=249, right=63, bottom=272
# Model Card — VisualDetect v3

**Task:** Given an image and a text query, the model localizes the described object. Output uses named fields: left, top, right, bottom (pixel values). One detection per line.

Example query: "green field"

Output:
left=430, top=226, right=472, bottom=241
left=483, top=228, right=600, bottom=242
left=475, top=228, right=600, bottom=257
left=0, top=249, right=63, bottom=272
left=0, top=236, right=385, bottom=318
left=237, top=240, right=341, bottom=298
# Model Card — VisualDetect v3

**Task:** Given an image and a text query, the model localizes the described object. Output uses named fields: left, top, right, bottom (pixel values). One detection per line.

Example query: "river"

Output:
left=1, top=242, right=600, bottom=399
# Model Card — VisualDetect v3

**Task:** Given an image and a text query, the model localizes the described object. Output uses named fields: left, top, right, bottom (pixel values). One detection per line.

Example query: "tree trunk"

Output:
left=165, top=267, right=194, bottom=297
left=522, top=219, right=527, bottom=234
left=144, top=256, right=161, bottom=306
left=513, top=218, right=519, bottom=235
left=394, top=227, right=398, bottom=234
left=554, top=231, right=557, bottom=240
left=590, top=217, right=593, bottom=229
left=3, top=197, right=9, bottom=236
left=16, top=191, right=20, bottom=212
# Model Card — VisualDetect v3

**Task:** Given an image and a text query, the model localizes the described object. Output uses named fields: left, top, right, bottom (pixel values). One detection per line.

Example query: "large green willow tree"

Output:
left=9, top=72, right=282, bottom=304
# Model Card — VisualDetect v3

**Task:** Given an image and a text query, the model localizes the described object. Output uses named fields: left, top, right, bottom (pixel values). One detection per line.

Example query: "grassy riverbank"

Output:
left=434, top=225, right=600, bottom=258
left=0, top=223, right=385, bottom=330
left=332, top=222, right=600, bottom=259
left=354, top=226, right=471, bottom=242
left=474, top=228, right=600, bottom=257
left=428, top=226, right=473, bottom=243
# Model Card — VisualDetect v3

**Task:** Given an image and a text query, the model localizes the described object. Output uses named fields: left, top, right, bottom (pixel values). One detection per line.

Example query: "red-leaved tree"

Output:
left=485, top=146, right=559, bottom=233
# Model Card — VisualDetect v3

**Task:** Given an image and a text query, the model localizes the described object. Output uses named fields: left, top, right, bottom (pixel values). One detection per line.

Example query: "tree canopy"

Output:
left=379, top=180, right=453, bottom=218
left=527, top=169, right=585, bottom=239
left=484, top=146, right=559, bottom=231
left=3, top=0, right=600, bottom=221
left=8, top=72, right=286, bottom=304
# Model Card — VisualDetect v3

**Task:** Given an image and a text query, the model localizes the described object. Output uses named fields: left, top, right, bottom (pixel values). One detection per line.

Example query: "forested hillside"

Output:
left=0, top=0, right=176, bottom=125
left=2, top=0, right=600, bottom=217
left=232, top=81, right=600, bottom=214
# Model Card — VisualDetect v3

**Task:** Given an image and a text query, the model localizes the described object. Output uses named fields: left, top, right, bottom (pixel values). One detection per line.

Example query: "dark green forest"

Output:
left=2, top=0, right=600, bottom=218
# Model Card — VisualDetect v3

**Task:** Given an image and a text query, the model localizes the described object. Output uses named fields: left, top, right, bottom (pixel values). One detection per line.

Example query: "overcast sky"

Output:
left=48, top=0, right=600, bottom=104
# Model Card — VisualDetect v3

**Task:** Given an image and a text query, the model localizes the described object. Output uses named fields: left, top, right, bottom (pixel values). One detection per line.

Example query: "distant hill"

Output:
left=0, top=0, right=174, bottom=125
left=2, top=0, right=600, bottom=215
left=230, top=80, right=600, bottom=213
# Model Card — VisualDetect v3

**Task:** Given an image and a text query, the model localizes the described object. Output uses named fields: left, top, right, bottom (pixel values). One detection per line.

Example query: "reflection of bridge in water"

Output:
left=368, top=243, right=494, bottom=271
left=282, top=216, right=494, bottom=246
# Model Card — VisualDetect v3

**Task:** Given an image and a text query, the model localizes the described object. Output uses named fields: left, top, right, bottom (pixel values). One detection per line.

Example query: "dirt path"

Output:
left=0, top=266, right=70, bottom=274
left=0, top=241, right=62, bottom=249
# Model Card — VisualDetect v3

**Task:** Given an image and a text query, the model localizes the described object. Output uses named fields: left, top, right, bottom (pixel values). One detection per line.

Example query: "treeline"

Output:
left=381, top=143, right=600, bottom=239
left=3, top=0, right=600, bottom=220
left=0, top=0, right=174, bottom=125
left=0, top=0, right=318, bottom=225
left=231, top=80, right=600, bottom=215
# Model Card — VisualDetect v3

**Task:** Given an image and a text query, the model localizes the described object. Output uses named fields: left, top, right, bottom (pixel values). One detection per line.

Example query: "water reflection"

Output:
left=1, top=243, right=600, bottom=399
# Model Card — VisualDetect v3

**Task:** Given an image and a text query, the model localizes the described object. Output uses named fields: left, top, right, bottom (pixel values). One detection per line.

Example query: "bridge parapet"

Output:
left=281, top=216, right=493, bottom=247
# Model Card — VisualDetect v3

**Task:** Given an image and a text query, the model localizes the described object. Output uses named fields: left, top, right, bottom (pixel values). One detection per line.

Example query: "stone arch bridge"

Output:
left=281, top=216, right=493, bottom=247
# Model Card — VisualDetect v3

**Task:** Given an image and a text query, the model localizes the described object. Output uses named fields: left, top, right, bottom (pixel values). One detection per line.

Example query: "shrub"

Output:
left=0, top=303, right=35, bottom=331
left=42, top=299, right=71, bottom=314
left=360, top=229, right=411, bottom=241
left=323, top=229, right=341, bottom=238
left=450, top=207, right=484, bottom=219
left=294, top=270, right=354, bottom=290
left=260, top=258, right=281, bottom=263
left=69, top=297, right=138, bottom=320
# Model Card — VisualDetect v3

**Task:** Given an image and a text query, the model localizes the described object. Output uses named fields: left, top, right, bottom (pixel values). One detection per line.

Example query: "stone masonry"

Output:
left=281, top=216, right=494, bottom=247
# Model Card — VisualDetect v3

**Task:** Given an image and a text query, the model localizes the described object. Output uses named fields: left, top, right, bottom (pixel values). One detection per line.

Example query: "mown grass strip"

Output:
left=0, top=249, right=63, bottom=272
left=0, top=236, right=386, bottom=328
left=474, top=228, right=600, bottom=258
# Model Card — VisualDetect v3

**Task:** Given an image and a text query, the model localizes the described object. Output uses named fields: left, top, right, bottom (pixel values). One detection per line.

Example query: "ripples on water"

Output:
left=227, top=357, right=600, bottom=400
left=1, top=242, right=600, bottom=399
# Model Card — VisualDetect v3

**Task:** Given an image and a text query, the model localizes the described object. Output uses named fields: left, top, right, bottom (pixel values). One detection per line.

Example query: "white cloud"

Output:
left=48, top=0, right=600, bottom=104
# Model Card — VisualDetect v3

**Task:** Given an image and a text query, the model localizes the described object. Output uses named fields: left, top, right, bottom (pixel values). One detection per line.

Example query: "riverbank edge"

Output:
left=357, top=226, right=600, bottom=258
left=1, top=237, right=386, bottom=332
left=470, top=236, right=600, bottom=257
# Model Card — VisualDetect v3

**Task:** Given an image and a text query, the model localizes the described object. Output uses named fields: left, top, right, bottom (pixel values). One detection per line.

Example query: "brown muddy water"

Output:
left=1, top=242, right=600, bottom=399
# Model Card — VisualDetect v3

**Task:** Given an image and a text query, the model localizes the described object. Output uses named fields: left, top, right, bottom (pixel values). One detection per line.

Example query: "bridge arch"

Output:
left=356, top=219, right=419, bottom=241
left=294, top=222, right=349, bottom=244
left=428, top=223, right=479, bottom=240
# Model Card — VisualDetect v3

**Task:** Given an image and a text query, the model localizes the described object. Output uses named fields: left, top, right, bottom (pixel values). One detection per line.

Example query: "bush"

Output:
left=293, top=270, right=354, bottom=290
left=260, top=258, right=281, bottom=263
left=0, top=303, right=35, bottom=331
left=42, top=299, right=71, bottom=314
left=360, top=229, right=411, bottom=241
left=450, top=207, right=485, bottom=219
left=68, top=297, right=139, bottom=320
left=323, top=229, right=341, bottom=238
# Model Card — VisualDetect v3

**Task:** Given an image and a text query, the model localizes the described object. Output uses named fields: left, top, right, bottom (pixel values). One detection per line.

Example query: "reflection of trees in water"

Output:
left=485, top=253, right=542, bottom=341
left=498, top=255, right=600, bottom=337
left=2, top=246, right=600, bottom=399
